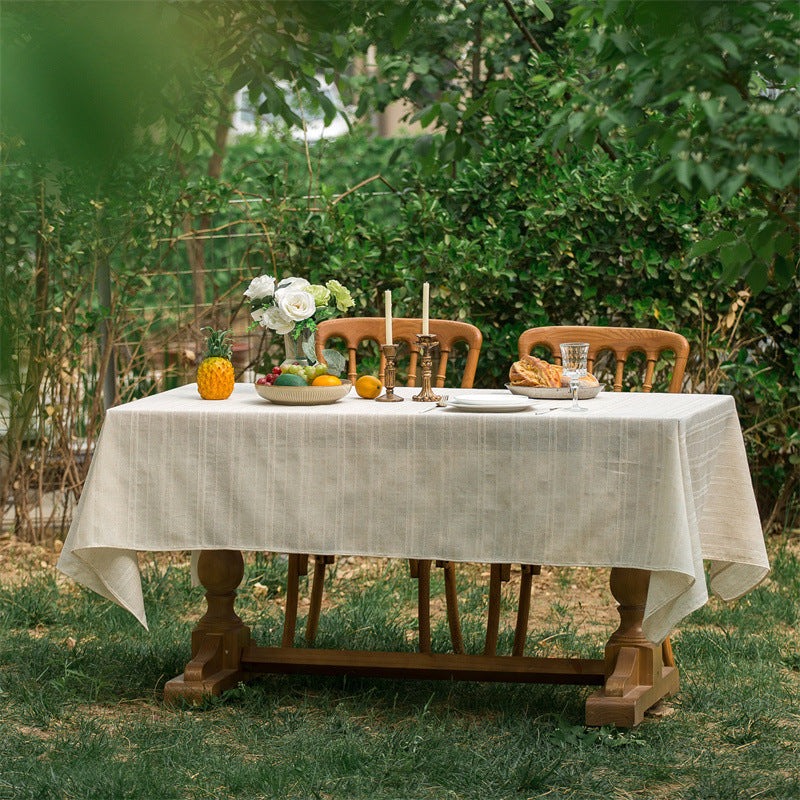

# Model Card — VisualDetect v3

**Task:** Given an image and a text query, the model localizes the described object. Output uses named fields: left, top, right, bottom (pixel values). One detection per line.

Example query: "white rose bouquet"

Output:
left=244, top=274, right=354, bottom=371
left=245, top=275, right=354, bottom=336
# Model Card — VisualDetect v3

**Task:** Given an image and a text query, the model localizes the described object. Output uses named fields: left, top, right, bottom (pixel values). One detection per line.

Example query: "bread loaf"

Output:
left=509, top=354, right=599, bottom=388
left=509, top=355, right=562, bottom=387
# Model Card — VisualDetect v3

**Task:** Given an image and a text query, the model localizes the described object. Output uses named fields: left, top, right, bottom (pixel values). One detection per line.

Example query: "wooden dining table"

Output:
left=57, top=383, right=769, bottom=727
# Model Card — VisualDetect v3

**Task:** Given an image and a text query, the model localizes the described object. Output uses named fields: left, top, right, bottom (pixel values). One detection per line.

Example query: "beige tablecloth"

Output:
left=58, top=384, right=769, bottom=642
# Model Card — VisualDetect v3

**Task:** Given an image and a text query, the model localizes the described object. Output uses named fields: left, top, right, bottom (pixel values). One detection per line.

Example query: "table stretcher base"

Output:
left=162, top=550, right=679, bottom=727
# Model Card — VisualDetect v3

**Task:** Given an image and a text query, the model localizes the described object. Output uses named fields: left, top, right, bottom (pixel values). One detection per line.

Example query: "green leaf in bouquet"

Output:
left=301, top=337, right=318, bottom=364
left=321, top=348, right=346, bottom=377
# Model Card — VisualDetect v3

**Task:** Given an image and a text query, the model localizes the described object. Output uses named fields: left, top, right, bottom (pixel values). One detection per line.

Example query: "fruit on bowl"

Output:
left=311, top=374, right=342, bottom=386
left=254, top=362, right=349, bottom=404
left=285, top=362, right=329, bottom=383
left=254, top=378, right=351, bottom=405
left=256, top=362, right=343, bottom=387
left=274, top=373, right=307, bottom=386
left=197, top=328, right=234, bottom=400
left=256, top=367, right=283, bottom=386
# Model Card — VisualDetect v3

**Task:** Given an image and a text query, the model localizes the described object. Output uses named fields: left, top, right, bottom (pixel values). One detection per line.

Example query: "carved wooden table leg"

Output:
left=164, top=550, right=252, bottom=704
left=585, top=567, right=679, bottom=727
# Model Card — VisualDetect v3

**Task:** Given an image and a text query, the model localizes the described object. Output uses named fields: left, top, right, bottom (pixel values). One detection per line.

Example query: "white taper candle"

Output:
left=384, top=290, right=393, bottom=344
left=422, top=282, right=429, bottom=335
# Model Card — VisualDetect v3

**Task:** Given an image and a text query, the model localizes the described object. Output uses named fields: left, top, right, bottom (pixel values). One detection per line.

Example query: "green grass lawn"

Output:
left=0, top=538, right=798, bottom=800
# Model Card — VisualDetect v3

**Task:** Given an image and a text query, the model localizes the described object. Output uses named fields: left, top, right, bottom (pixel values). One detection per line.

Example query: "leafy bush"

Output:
left=3, top=111, right=796, bottom=539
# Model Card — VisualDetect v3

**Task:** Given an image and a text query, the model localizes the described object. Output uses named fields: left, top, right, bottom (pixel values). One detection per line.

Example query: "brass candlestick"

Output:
left=413, top=333, right=441, bottom=402
left=376, top=344, right=403, bottom=402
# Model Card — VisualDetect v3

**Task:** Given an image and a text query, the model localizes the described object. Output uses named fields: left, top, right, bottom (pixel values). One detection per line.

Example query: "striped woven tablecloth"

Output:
left=58, top=383, right=769, bottom=642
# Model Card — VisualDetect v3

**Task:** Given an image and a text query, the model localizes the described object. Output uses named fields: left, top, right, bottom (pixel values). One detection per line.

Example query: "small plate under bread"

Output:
left=506, top=383, right=603, bottom=400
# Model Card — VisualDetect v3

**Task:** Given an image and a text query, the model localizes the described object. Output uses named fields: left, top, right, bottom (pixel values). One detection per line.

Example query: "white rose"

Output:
left=244, top=274, right=276, bottom=301
left=275, top=276, right=310, bottom=294
left=250, top=307, right=267, bottom=324
left=276, top=289, right=316, bottom=322
left=263, top=306, right=295, bottom=335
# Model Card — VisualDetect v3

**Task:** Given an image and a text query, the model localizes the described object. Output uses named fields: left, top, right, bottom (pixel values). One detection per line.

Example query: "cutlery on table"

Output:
left=420, top=395, right=449, bottom=412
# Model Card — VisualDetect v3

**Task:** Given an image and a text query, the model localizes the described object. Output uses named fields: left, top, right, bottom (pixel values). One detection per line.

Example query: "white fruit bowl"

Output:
left=254, top=380, right=352, bottom=406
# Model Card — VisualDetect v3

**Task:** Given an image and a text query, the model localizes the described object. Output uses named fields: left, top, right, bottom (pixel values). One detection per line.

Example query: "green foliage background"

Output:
left=1, top=1, right=797, bottom=539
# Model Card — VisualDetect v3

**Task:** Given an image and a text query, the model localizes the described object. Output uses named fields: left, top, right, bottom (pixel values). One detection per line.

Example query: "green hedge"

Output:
left=3, top=114, right=796, bottom=537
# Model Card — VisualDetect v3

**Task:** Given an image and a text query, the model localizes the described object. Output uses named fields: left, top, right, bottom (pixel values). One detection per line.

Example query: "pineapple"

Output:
left=197, top=328, right=234, bottom=400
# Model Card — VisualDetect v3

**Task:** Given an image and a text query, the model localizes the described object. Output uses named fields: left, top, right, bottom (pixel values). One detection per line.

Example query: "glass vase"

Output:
left=281, top=327, right=315, bottom=368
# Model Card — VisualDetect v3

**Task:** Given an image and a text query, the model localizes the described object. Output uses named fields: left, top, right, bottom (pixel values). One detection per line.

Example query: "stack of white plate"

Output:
left=446, top=394, right=534, bottom=413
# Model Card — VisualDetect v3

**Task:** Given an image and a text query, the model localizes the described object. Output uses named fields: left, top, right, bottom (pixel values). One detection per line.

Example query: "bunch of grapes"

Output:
left=256, top=366, right=284, bottom=386
left=284, top=362, right=329, bottom=384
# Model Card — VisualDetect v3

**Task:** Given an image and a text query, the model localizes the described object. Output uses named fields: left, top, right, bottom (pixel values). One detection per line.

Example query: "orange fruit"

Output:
left=311, top=374, right=342, bottom=386
left=355, top=375, right=382, bottom=399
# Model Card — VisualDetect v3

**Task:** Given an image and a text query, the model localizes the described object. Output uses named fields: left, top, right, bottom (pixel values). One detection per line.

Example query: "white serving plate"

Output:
left=506, top=382, right=603, bottom=400
left=255, top=380, right=352, bottom=405
left=447, top=394, right=534, bottom=413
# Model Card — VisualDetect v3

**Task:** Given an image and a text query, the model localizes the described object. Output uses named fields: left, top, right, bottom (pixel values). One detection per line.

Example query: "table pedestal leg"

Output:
left=585, top=567, right=679, bottom=727
left=164, top=550, right=251, bottom=704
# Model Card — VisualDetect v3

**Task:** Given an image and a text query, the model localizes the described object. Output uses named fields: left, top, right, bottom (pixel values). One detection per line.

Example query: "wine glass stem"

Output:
left=571, top=379, right=579, bottom=409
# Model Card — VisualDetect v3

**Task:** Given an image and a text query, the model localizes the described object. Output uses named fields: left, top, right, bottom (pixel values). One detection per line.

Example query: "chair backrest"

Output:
left=517, top=325, right=689, bottom=393
left=316, top=317, right=482, bottom=388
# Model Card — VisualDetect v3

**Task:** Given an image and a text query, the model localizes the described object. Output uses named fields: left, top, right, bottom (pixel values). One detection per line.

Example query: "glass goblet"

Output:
left=560, top=342, right=590, bottom=412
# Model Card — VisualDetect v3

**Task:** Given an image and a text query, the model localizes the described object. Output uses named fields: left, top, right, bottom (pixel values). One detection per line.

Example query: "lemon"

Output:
left=355, top=375, right=382, bottom=399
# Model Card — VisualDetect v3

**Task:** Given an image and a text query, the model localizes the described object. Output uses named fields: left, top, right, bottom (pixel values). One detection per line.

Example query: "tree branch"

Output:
left=596, top=133, right=618, bottom=162
left=754, top=188, right=800, bottom=233
left=471, top=10, right=483, bottom=95
left=331, top=174, right=399, bottom=206
left=500, top=0, right=545, bottom=55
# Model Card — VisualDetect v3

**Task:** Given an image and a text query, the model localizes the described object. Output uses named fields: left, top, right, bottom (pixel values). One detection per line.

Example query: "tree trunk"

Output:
left=180, top=108, right=231, bottom=351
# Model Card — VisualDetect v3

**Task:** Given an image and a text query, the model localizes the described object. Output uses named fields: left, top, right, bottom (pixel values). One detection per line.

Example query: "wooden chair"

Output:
left=279, top=317, right=483, bottom=656
left=517, top=326, right=689, bottom=393
left=315, top=317, right=482, bottom=389
left=492, top=326, right=691, bottom=662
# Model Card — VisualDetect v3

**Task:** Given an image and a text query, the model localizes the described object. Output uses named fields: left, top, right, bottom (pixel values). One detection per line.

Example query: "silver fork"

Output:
left=420, top=394, right=449, bottom=412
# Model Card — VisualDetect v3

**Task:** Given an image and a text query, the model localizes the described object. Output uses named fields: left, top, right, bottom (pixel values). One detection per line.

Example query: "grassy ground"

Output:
left=0, top=536, right=798, bottom=800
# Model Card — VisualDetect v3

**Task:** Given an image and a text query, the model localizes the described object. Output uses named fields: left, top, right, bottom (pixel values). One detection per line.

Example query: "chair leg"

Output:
left=484, top=563, right=511, bottom=656
left=512, top=564, right=541, bottom=657
left=436, top=560, right=464, bottom=654
left=662, top=635, right=675, bottom=667
left=306, top=555, right=335, bottom=644
left=415, top=559, right=432, bottom=653
left=281, top=554, right=308, bottom=648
